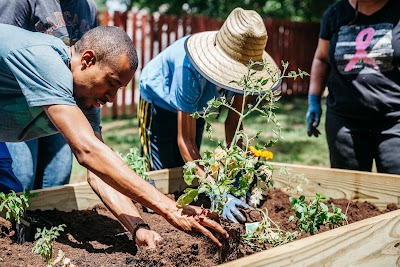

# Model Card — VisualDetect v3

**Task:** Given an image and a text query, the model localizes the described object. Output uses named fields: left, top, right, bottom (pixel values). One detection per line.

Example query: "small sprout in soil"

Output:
left=0, top=190, right=38, bottom=224
left=242, top=208, right=299, bottom=251
left=53, top=250, right=75, bottom=267
left=118, top=147, right=150, bottom=181
left=32, top=224, right=66, bottom=267
left=289, top=193, right=348, bottom=235
left=278, top=166, right=309, bottom=194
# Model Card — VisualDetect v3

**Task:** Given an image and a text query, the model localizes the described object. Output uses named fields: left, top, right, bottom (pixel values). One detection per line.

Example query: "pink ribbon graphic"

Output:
left=345, top=27, right=379, bottom=72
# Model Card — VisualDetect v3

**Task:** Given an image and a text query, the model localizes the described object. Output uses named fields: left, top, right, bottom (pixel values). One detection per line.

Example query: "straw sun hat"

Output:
left=185, top=8, right=280, bottom=94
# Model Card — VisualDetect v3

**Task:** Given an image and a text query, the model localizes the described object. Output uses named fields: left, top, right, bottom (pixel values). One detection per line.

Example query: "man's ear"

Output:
left=81, top=50, right=97, bottom=70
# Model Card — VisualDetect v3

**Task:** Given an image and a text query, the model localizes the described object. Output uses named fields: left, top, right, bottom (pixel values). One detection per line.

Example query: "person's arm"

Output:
left=307, top=38, right=330, bottom=137
left=177, top=95, right=244, bottom=177
left=309, top=38, right=330, bottom=96
left=177, top=97, right=250, bottom=224
left=176, top=110, right=209, bottom=178
left=44, top=104, right=228, bottom=247
left=88, top=132, right=161, bottom=248
left=225, top=94, right=244, bottom=147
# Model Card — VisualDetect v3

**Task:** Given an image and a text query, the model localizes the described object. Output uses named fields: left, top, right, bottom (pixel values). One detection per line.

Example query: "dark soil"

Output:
left=0, top=189, right=397, bottom=267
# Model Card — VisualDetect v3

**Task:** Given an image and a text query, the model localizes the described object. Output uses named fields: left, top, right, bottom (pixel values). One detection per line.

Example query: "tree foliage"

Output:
left=99, top=0, right=338, bottom=22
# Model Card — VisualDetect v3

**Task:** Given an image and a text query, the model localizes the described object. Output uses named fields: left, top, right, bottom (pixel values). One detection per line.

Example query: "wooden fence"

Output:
left=98, top=10, right=320, bottom=118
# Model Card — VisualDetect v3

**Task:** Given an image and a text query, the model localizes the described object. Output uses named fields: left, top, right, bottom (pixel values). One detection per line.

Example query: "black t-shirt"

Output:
left=320, top=0, right=400, bottom=120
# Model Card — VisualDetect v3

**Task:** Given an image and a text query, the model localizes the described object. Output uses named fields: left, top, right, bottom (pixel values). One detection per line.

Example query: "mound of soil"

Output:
left=0, top=189, right=397, bottom=267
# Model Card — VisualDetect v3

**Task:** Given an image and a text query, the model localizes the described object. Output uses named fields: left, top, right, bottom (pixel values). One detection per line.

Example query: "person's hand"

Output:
left=222, top=194, right=250, bottom=223
left=135, top=228, right=162, bottom=249
left=164, top=205, right=229, bottom=247
left=306, top=94, right=322, bottom=137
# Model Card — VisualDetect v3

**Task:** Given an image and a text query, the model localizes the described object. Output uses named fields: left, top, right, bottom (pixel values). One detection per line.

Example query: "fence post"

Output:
left=131, top=11, right=138, bottom=116
left=102, top=12, right=320, bottom=119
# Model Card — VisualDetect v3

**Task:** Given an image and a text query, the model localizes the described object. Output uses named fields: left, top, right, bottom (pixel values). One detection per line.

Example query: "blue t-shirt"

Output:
left=139, top=36, right=233, bottom=114
left=0, top=23, right=100, bottom=142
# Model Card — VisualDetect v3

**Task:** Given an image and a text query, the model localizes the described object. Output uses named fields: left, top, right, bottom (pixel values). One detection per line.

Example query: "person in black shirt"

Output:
left=306, top=0, right=400, bottom=174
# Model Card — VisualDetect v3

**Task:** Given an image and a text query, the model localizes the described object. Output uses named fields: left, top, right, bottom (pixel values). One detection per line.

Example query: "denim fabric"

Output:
left=0, top=142, right=23, bottom=193
left=4, top=133, right=72, bottom=190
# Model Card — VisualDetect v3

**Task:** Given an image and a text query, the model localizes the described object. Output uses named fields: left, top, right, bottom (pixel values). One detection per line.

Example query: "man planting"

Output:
left=0, top=24, right=228, bottom=247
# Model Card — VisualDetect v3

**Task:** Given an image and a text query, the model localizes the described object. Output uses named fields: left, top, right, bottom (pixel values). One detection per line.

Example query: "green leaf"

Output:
left=177, top=188, right=199, bottom=207
left=320, top=202, right=328, bottom=211
left=205, top=122, right=213, bottom=138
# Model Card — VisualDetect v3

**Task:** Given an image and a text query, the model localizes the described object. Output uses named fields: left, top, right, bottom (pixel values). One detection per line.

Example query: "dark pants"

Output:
left=138, top=98, right=205, bottom=170
left=325, top=110, right=400, bottom=174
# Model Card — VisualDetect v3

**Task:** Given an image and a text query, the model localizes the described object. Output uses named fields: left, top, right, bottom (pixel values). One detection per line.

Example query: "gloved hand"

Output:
left=222, top=194, right=251, bottom=223
left=306, top=94, right=322, bottom=137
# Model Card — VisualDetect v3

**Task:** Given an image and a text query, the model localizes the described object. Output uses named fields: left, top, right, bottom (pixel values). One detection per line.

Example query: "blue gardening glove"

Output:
left=306, top=94, right=322, bottom=137
left=222, top=194, right=251, bottom=224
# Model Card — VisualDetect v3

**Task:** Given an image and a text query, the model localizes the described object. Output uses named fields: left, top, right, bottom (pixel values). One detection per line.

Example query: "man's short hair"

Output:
left=74, top=26, right=138, bottom=71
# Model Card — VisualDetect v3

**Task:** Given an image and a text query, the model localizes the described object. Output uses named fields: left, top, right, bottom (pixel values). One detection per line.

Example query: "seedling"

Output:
left=32, top=224, right=66, bottom=267
left=119, top=147, right=150, bottom=181
left=278, top=166, right=309, bottom=194
left=242, top=208, right=299, bottom=250
left=289, top=193, right=348, bottom=235
left=0, top=190, right=38, bottom=224
left=177, top=60, right=309, bottom=214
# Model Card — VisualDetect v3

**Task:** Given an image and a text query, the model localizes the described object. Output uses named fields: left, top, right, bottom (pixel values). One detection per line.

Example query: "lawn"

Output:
left=70, top=96, right=329, bottom=183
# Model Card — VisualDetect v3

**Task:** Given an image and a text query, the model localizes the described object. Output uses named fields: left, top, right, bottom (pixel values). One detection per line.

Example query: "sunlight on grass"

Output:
left=201, top=96, right=329, bottom=167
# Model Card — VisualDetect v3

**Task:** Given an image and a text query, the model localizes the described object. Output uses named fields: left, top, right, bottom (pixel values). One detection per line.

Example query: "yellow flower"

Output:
left=261, top=150, right=273, bottom=160
left=254, top=150, right=262, bottom=157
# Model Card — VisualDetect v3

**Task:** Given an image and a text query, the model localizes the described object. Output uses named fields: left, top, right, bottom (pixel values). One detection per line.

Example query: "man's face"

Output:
left=72, top=51, right=134, bottom=110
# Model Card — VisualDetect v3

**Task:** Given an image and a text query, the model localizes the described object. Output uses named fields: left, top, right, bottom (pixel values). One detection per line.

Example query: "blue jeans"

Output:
left=0, top=142, right=23, bottom=193
left=3, top=133, right=72, bottom=190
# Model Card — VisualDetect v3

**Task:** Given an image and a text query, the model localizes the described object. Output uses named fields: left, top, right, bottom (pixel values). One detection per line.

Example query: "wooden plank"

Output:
left=269, top=162, right=400, bottom=210
left=147, top=167, right=189, bottom=194
left=27, top=163, right=400, bottom=212
left=28, top=182, right=100, bottom=212
left=28, top=167, right=186, bottom=211
left=130, top=11, right=138, bottom=116
left=218, top=209, right=400, bottom=267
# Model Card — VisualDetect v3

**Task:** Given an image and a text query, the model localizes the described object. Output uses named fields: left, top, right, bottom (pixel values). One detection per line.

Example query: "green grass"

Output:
left=71, top=96, right=329, bottom=183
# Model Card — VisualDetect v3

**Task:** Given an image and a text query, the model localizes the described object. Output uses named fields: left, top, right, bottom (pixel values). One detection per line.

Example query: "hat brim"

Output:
left=185, top=31, right=281, bottom=94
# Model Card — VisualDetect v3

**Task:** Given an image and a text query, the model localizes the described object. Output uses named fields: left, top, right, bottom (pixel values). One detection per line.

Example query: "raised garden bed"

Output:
left=1, top=162, right=400, bottom=266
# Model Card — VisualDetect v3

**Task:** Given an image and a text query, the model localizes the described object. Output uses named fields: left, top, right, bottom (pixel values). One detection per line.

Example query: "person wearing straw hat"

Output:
left=138, top=8, right=279, bottom=223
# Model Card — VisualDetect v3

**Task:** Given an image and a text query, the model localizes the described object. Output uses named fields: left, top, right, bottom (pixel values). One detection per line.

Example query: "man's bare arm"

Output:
left=44, top=104, right=228, bottom=246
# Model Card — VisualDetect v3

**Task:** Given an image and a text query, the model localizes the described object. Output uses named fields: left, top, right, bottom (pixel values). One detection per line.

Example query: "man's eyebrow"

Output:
left=109, top=74, right=122, bottom=87
left=114, top=78, right=122, bottom=87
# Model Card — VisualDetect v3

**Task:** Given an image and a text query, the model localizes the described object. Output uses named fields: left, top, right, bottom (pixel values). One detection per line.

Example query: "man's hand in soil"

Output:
left=135, top=228, right=162, bottom=249
left=166, top=205, right=229, bottom=247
